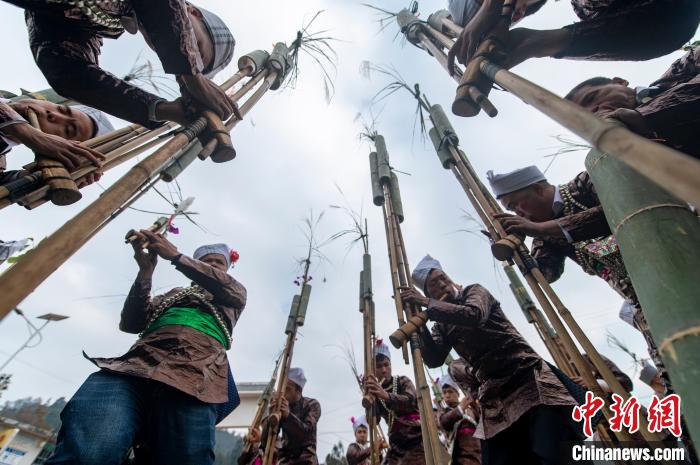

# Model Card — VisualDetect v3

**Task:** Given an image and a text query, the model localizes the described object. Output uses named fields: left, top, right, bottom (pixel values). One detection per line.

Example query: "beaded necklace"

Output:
left=559, top=184, right=630, bottom=288
left=48, top=0, right=129, bottom=30
left=140, top=284, right=232, bottom=349
left=378, top=376, right=398, bottom=430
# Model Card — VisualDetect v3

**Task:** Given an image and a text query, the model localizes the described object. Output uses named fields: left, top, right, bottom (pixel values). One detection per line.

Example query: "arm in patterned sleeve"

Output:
left=531, top=238, right=567, bottom=283
left=424, top=284, right=494, bottom=327
left=281, top=398, right=321, bottom=444
left=28, top=14, right=164, bottom=128
left=419, top=324, right=451, bottom=368
left=119, top=275, right=157, bottom=334
left=557, top=206, right=611, bottom=243
left=385, top=376, right=417, bottom=412
left=130, top=0, right=202, bottom=75
left=439, top=407, right=464, bottom=431
left=346, top=443, right=371, bottom=465
left=557, top=0, right=699, bottom=61
left=174, top=255, right=247, bottom=309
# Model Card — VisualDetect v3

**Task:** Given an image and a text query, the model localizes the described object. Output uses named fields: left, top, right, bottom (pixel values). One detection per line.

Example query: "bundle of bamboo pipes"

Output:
left=394, top=6, right=700, bottom=209
left=369, top=133, right=449, bottom=465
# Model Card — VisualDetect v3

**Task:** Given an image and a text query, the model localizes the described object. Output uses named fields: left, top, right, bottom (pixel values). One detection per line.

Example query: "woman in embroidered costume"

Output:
left=363, top=340, right=425, bottom=465
left=46, top=232, right=246, bottom=465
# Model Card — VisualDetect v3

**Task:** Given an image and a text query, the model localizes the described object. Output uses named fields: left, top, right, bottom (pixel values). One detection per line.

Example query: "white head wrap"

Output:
left=288, top=367, right=307, bottom=390
left=193, top=243, right=232, bottom=268
left=639, top=360, right=658, bottom=386
left=411, top=254, right=443, bottom=293
left=351, top=415, right=369, bottom=432
left=438, top=373, right=460, bottom=392
left=447, top=0, right=481, bottom=27
left=486, top=166, right=547, bottom=199
left=197, top=6, right=236, bottom=78
left=72, top=105, right=115, bottom=137
left=618, top=300, right=637, bottom=328
left=373, top=339, right=391, bottom=360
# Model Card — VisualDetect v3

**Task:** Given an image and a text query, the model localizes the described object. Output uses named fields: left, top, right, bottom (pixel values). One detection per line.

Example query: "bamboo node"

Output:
left=614, top=204, right=689, bottom=236
left=659, top=325, right=700, bottom=363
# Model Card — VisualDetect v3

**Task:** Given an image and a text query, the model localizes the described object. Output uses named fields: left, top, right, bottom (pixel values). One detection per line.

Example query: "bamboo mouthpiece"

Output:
left=491, top=234, right=523, bottom=261
left=389, top=312, right=428, bottom=348
left=202, top=111, right=236, bottom=163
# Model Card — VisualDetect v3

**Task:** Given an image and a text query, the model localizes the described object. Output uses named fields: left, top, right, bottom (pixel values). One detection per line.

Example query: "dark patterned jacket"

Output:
left=439, top=404, right=481, bottom=465
left=420, top=284, right=575, bottom=439
left=635, top=46, right=700, bottom=159
left=559, top=0, right=699, bottom=61
left=3, top=0, right=203, bottom=127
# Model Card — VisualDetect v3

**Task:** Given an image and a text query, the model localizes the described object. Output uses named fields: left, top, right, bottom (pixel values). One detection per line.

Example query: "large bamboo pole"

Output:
left=370, top=141, right=448, bottom=465
left=586, top=147, right=700, bottom=443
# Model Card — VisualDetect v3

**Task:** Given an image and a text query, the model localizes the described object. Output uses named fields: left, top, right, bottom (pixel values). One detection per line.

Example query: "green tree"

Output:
left=324, top=441, right=348, bottom=465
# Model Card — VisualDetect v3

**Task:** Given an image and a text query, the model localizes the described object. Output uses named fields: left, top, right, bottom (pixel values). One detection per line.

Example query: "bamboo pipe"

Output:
left=202, top=111, right=236, bottom=163
left=83, top=124, right=139, bottom=148
left=199, top=71, right=276, bottom=161
left=478, top=60, right=700, bottom=208
left=0, top=117, right=207, bottom=320
left=381, top=180, right=447, bottom=465
left=390, top=293, right=447, bottom=348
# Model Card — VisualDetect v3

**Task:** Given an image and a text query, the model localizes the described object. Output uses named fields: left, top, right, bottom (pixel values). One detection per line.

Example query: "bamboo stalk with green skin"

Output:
left=369, top=136, right=449, bottom=465
left=586, top=147, right=700, bottom=445
left=244, top=353, right=284, bottom=454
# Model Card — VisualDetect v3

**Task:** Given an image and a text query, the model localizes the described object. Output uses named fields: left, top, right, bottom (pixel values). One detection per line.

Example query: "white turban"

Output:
left=197, top=6, right=236, bottom=78
left=447, top=0, right=480, bottom=27
left=438, top=373, right=460, bottom=392
left=618, top=300, right=637, bottom=328
left=411, top=254, right=443, bottom=293
left=288, top=367, right=307, bottom=389
left=639, top=360, right=658, bottom=386
left=72, top=104, right=115, bottom=137
left=373, top=339, right=391, bottom=360
left=486, top=166, right=546, bottom=199
left=193, top=243, right=233, bottom=268
left=351, top=415, right=369, bottom=432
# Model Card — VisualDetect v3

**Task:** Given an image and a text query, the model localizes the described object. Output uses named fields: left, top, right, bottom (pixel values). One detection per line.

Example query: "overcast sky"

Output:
left=1, top=0, right=696, bottom=458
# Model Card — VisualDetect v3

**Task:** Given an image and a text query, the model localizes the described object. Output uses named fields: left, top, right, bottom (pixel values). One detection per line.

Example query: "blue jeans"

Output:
left=46, top=370, right=217, bottom=465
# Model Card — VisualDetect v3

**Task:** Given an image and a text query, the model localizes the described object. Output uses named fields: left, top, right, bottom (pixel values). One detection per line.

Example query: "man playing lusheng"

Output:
left=402, top=255, right=580, bottom=465
left=565, top=46, right=700, bottom=160
left=346, top=415, right=380, bottom=465
left=486, top=166, right=670, bottom=394
left=47, top=235, right=246, bottom=465
left=447, top=0, right=700, bottom=72
left=1, top=98, right=112, bottom=186
left=255, top=367, right=321, bottom=465
left=363, top=340, right=426, bottom=465
left=437, top=373, right=481, bottom=465
left=2, top=0, right=236, bottom=128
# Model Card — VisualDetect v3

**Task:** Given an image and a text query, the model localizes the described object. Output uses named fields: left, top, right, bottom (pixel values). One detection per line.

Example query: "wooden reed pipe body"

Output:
left=390, top=312, right=428, bottom=348
left=202, top=111, right=236, bottom=163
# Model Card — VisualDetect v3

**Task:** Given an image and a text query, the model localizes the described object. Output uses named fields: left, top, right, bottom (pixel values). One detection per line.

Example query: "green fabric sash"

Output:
left=142, top=307, right=227, bottom=347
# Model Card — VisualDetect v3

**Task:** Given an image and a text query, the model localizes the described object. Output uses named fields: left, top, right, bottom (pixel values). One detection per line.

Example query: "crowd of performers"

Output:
left=0, top=0, right=699, bottom=463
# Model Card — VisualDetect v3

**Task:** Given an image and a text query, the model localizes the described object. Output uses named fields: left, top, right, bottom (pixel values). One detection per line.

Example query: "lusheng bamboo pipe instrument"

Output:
left=396, top=7, right=700, bottom=209
left=0, top=46, right=289, bottom=321
left=261, top=256, right=313, bottom=465
left=369, top=135, right=448, bottom=465
left=124, top=196, right=194, bottom=245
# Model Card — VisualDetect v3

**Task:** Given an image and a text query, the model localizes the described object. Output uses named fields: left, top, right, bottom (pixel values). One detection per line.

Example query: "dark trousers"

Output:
left=481, top=405, right=583, bottom=465
left=46, top=370, right=217, bottom=465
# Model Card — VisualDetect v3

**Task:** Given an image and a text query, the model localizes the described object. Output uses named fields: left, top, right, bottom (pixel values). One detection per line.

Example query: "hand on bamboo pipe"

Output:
left=246, top=426, right=262, bottom=444
left=139, top=230, right=180, bottom=260
left=179, top=74, right=235, bottom=120
left=364, top=376, right=390, bottom=401
left=492, top=213, right=562, bottom=238
left=447, top=0, right=502, bottom=74
left=399, top=288, right=430, bottom=307
left=2, top=123, right=104, bottom=171
left=128, top=230, right=158, bottom=276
